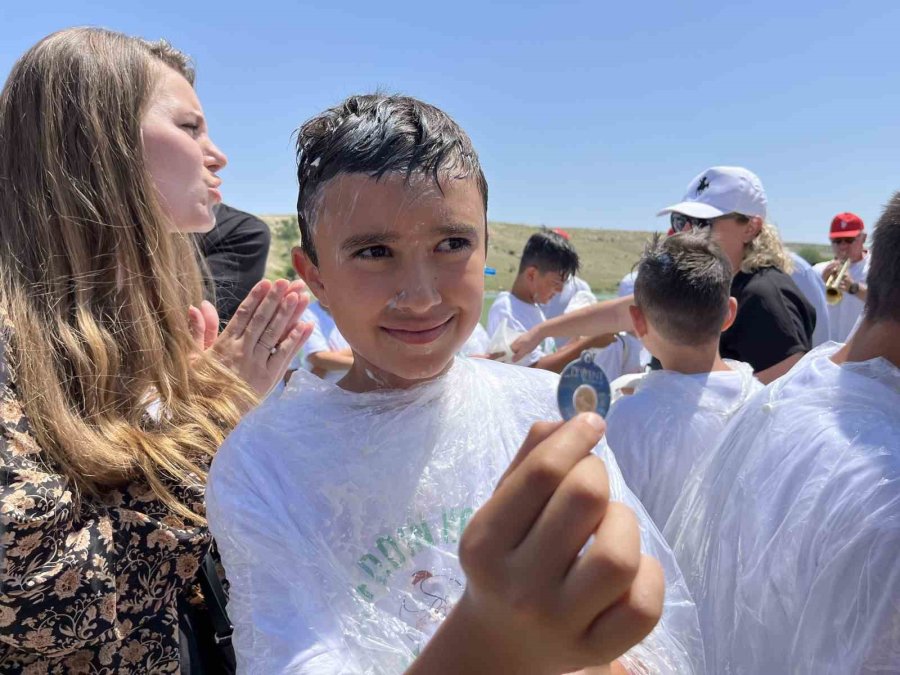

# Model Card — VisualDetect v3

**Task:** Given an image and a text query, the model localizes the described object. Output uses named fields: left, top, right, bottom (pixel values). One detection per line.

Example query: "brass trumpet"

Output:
left=825, top=258, right=851, bottom=305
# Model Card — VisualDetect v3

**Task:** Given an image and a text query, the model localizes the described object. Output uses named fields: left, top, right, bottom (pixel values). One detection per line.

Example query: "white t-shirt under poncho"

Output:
left=207, top=357, right=704, bottom=674
left=664, top=343, right=900, bottom=674
left=605, top=360, right=763, bottom=529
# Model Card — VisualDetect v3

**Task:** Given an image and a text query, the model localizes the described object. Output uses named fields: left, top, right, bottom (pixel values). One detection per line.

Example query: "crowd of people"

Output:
left=0, top=26, right=896, bottom=675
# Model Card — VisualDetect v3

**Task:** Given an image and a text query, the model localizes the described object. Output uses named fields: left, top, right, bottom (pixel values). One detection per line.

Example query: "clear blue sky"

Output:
left=4, top=0, right=900, bottom=243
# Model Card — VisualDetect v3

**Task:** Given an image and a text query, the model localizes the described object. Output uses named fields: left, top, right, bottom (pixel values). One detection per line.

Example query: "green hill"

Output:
left=261, top=215, right=830, bottom=295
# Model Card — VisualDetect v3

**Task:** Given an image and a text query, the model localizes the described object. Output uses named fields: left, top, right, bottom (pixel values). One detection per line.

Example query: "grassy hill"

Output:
left=261, top=215, right=831, bottom=295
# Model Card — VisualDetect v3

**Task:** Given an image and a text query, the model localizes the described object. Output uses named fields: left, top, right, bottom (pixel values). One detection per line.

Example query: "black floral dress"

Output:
left=0, top=335, right=212, bottom=673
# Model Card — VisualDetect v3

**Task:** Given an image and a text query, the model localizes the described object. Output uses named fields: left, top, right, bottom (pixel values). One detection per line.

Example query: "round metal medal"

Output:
left=557, top=350, right=611, bottom=421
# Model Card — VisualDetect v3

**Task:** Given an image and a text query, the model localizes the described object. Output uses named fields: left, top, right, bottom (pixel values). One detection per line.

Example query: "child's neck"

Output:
left=510, top=276, right=536, bottom=304
left=833, top=319, right=900, bottom=369
left=338, top=353, right=454, bottom=393
left=657, top=341, right=731, bottom=375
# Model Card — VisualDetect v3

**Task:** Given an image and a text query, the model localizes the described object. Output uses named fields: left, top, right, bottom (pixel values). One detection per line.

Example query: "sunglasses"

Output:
left=832, top=236, right=858, bottom=245
left=669, top=212, right=748, bottom=233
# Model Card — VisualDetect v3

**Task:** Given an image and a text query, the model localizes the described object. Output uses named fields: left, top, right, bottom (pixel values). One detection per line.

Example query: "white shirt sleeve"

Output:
left=487, top=298, right=545, bottom=366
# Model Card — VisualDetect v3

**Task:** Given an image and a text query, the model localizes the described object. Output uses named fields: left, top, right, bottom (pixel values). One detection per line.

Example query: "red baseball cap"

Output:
left=829, top=212, right=864, bottom=239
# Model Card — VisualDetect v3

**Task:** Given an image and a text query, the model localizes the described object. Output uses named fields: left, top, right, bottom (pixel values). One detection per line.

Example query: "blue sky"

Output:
left=3, top=1, right=899, bottom=243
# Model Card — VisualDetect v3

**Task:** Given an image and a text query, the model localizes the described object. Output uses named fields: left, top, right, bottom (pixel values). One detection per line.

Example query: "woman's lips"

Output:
left=381, top=317, right=454, bottom=345
left=208, top=186, right=222, bottom=203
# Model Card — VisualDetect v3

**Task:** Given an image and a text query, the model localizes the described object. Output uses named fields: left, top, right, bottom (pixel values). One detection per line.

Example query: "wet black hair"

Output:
left=517, top=229, right=580, bottom=280
left=634, top=232, right=733, bottom=345
left=295, top=93, right=488, bottom=266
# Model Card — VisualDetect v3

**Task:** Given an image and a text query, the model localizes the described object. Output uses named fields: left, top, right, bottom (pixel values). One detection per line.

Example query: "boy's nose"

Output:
left=392, top=267, right=442, bottom=313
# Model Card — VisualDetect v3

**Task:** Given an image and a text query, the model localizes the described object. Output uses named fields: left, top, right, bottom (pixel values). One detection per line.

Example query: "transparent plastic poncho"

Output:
left=207, top=357, right=705, bottom=674
left=605, top=359, right=763, bottom=528
left=665, top=343, right=900, bottom=674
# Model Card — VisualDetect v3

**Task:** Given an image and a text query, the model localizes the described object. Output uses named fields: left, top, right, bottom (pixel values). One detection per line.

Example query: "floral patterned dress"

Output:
left=0, top=335, right=212, bottom=673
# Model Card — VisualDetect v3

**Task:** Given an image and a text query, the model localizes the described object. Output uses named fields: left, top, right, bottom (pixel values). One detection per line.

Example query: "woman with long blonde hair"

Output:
left=0, top=27, right=309, bottom=672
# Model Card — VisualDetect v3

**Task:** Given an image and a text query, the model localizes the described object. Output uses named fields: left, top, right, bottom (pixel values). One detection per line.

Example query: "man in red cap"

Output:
left=814, top=212, right=870, bottom=341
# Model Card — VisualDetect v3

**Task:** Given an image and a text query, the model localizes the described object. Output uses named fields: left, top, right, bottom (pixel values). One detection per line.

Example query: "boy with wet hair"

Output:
left=489, top=229, right=603, bottom=370
left=208, top=94, right=702, bottom=674
left=604, top=233, right=763, bottom=528
left=665, top=196, right=900, bottom=673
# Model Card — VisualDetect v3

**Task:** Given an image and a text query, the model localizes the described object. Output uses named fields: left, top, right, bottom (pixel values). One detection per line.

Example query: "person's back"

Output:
left=605, top=233, right=762, bottom=527
left=607, top=360, right=761, bottom=528
left=665, top=195, right=900, bottom=673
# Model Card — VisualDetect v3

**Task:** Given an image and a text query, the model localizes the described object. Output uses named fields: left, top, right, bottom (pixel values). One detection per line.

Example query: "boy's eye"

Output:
left=436, top=237, right=473, bottom=253
left=354, top=245, right=392, bottom=260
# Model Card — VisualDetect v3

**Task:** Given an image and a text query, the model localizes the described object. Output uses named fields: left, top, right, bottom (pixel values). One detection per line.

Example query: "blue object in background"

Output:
left=484, top=266, right=497, bottom=276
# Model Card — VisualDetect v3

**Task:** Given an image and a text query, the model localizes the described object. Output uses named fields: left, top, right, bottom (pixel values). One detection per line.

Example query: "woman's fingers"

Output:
left=244, top=279, right=289, bottom=349
left=266, top=322, right=314, bottom=379
left=199, top=300, right=219, bottom=349
left=255, top=292, right=299, bottom=357
left=220, top=279, right=271, bottom=340
left=188, top=305, right=205, bottom=349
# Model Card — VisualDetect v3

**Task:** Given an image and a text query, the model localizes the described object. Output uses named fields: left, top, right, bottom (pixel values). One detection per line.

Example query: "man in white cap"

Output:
left=513, top=167, right=814, bottom=384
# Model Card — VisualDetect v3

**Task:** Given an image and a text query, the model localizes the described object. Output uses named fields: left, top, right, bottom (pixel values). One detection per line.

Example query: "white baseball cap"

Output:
left=657, top=166, right=768, bottom=220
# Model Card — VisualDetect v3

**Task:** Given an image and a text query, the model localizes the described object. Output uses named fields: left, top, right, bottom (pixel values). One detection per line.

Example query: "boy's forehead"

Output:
left=314, top=172, right=485, bottom=236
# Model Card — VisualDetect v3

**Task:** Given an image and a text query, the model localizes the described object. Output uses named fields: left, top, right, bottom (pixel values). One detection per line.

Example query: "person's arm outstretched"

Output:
left=512, top=296, right=635, bottom=365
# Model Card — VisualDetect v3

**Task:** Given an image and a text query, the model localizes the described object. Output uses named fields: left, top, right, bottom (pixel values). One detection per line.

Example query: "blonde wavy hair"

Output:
left=0, top=28, right=256, bottom=523
left=741, top=221, right=794, bottom=275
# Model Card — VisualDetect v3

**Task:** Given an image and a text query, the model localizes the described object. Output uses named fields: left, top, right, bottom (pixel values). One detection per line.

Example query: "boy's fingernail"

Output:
left=576, top=412, right=605, bottom=433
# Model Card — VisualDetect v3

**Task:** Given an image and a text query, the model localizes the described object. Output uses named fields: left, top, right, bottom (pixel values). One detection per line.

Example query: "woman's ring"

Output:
left=259, top=339, right=277, bottom=355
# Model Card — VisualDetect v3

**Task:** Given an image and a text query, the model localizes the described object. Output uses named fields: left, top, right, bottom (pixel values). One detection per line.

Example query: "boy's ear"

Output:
left=628, top=304, right=648, bottom=338
left=292, top=247, right=327, bottom=304
left=721, top=296, right=738, bottom=332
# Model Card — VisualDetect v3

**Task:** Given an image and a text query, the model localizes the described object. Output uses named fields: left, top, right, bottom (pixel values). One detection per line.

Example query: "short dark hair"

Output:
left=634, top=232, right=733, bottom=345
left=517, top=229, right=580, bottom=279
left=294, top=93, right=488, bottom=266
left=865, top=192, right=900, bottom=324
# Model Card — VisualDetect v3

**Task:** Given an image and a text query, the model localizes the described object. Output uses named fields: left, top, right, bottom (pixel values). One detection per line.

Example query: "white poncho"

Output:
left=207, top=357, right=704, bottom=674
left=665, top=343, right=900, bottom=674
left=605, top=360, right=762, bottom=528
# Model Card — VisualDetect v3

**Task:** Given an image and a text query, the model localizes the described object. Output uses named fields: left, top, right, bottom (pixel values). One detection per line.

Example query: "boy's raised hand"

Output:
left=412, top=414, right=664, bottom=675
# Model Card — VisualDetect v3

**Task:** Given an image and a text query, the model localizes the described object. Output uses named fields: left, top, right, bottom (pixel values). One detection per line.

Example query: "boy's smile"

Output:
left=293, top=173, right=487, bottom=392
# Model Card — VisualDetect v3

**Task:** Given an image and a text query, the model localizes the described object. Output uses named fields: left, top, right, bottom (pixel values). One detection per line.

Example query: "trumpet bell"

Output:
left=824, top=258, right=851, bottom=306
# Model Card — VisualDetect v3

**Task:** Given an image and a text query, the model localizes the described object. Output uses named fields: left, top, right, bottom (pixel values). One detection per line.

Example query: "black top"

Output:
left=721, top=266, right=815, bottom=372
left=198, top=204, right=271, bottom=327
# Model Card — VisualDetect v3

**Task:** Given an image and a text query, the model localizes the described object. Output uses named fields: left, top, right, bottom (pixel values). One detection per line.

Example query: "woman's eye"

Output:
left=354, top=245, right=391, bottom=260
left=180, top=123, right=200, bottom=137
left=436, top=237, right=472, bottom=253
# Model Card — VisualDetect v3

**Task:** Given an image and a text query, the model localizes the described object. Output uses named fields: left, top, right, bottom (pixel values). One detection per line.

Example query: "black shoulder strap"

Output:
left=197, top=547, right=234, bottom=647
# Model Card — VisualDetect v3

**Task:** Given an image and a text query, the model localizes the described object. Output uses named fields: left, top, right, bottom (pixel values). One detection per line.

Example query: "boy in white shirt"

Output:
left=488, top=230, right=602, bottom=371
left=207, top=94, right=703, bottom=674
left=665, top=196, right=900, bottom=673
left=605, top=234, right=763, bottom=528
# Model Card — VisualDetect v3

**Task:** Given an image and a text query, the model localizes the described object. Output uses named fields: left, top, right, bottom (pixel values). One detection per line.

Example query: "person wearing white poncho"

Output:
left=605, top=232, right=763, bottom=529
left=208, top=357, right=704, bottom=673
left=606, top=360, right=761, bottom=529
left=208, top=94, right=705, bottom=675
left=664, top=196, right=900, bottom=674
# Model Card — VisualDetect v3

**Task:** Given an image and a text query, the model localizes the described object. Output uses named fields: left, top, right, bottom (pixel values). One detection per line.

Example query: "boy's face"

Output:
left=528, top=268, right=567, bottom=304
left=294, top=173, right=486, bottom=391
